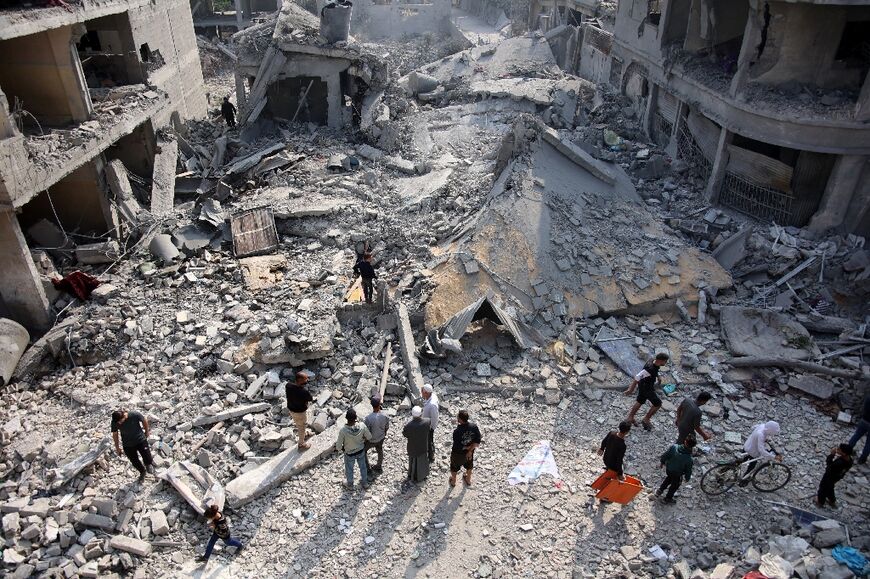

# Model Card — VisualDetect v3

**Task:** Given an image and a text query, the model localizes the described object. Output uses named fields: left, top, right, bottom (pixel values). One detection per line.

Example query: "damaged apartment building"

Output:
left=234, top=1, right=388, bottom=129
left=0, top=0, right=206, bottom=332
left=553, top=0, right=870, bottom=236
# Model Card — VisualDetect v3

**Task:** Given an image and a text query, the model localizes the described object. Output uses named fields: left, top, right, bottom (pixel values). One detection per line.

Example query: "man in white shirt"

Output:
left=421, top=384, right=439, bottom=463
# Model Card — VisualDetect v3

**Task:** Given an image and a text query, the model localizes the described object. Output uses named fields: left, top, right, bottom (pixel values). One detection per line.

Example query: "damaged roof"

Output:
left=430, top=293, right=544, bottom=351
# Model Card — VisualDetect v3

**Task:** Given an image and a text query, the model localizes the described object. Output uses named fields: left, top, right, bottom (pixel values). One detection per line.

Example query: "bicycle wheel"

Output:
left=701, top=464, right=739, bottom=495
left=751, top=462, right=792, bottom=492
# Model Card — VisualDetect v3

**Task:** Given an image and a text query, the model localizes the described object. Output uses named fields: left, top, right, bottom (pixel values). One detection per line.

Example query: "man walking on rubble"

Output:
left=598, top=420, right=631, bottom=481
left=353, top=251, right=377, bottom=304
left=656, top=434, right=696, bottom=504
left=403, top=406, right=431, bottom=483
left=675, top=392, right=713, bottom=445
left=111, top=409, right=154, bottom=482
left=449, top=410, right=482, bottom=487
left=286, top=372, right=314, bottom=451
left=624, top=352, right=669, bottom=431
left=421, top=384, right=440, bottom=463
left=221, top=96, right=236, bottom=129
left=847, top=391, right=869, bottom=465
left=364, top=397, right=389, bottom=474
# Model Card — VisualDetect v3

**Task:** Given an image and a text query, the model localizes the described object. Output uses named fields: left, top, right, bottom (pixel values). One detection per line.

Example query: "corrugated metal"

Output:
left=656, top=88, right=678, bottom=123
left=685, top=110, right=719, bottom=161
left=230, top=207, right=279, bottom=257
left=439, top=294, right=542, bottom=349
left=726, top=145, right=793, bottom=192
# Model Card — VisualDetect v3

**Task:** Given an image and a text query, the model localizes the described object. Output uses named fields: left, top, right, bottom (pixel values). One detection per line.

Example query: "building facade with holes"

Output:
left=598, top=0, right=870, bottom=236
left=0, top=0, right=205, bottom=332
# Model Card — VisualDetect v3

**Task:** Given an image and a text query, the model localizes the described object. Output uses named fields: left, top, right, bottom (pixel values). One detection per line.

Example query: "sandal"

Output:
left=463, top=473, right=472, bottom=486
left=641, top=420, right=652, bottom=431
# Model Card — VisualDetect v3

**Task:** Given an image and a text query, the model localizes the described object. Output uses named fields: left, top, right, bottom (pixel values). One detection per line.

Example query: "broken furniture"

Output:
left=230, top=207, right=279, bottom=257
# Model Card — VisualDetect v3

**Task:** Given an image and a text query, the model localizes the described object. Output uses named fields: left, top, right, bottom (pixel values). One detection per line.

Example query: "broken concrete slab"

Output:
left=787, top=374, right=834, bottom=400
left=0, top=318, right=29, bottom=386
left=150, top=138, right=179, bottom=216
left=595, top=329, right=645, bottom=378
left=51, top=437, right=111, bottom=488
left=396, top=303, right=424, bottom=401
left=191, top=403, right=271, bottom=427
left=712, top=226, right=752, bottom=270
left=720, top=307, right=819, bottom=361
left=109, top=535, right=152, bottom=557
left=75, top=512, right=115, bottom=532
left=105, top=160, right=147, bottom=227
left=158, top=461, right=224, bottom=515
left=226, top=399, right=370, bottom=508
left=148, top=234, right=181, bottom=264
left=238, top=254, right=288, bottom=290
left=76, top=241, right=121, bottom=265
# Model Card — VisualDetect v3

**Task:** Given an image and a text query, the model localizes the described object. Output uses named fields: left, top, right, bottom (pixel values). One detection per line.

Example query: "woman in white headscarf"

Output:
left=742, top=421, right=781, bottom=480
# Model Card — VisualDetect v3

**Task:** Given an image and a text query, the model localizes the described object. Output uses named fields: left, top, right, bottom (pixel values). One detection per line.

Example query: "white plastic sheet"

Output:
left=507, top=440, right=561, bottom=485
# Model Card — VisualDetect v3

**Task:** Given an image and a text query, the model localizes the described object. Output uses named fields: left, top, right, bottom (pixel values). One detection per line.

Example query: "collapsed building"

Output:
left=555, top=0, right=870, bottom=236
left=191, top=0, right=281, bottom=34
left=234, top=1, right=388, bottom=129
left=0, top=0, right=206, bottom=331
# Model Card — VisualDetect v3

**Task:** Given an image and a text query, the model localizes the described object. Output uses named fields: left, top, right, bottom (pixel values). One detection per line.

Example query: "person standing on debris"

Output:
left=449, top=410, right=482, bottom=487
left=111, top=409, right=153, bottom=482
left=403, top=406, right=431, bottom=483
left=286, top=372, right=314, bottom=451
left=336, top=408, right=372, bottom=489
left=675, top=392, right=713, bottom=444
left=597, top=421, right=631, bottom=481
left=198, top=504, right=243, bottom=563
left=656, top=434, right=696, bottom=504
left=421, top=384, right=440, bottom=463
left=815, top=443, right=854, bottom=508
left=364, top=397, right=389, bottom=475
left=623, top=353, right=669, bottom=431
left=221, top=96, right=236, bottom=129
left=847, top=391, right=869, bottom=465
left=353, top=252, right=377, bottom=304
left=741, top=420, right=782, bottom=482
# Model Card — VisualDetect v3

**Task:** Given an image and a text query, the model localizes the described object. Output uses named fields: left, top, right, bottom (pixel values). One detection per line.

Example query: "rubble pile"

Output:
left=0, top=4, right=868, bottom=579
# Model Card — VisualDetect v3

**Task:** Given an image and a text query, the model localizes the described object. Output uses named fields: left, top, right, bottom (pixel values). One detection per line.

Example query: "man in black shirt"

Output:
left=847, top=392, right=869, bottom=464
left=286, top=372, right=314, bottom=451
left=221, top=97, right=236, bottom=128
left=624, top=352, right=669, bottom=431
left=352, top=252, right=377, bottom=304
left=111, top=409, right=153, bottom=482
left=598, top=420, right=631, bottom=480
left=449, top=410, right=482, bottom=487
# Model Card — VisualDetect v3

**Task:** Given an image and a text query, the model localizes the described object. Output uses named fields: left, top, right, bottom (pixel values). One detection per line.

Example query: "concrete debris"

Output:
left=50, top=438, right=112, bottom=487
left=720, top=307, right=819, bottom=361
left=0, top=318, right=29, bottom=387
left=158, top=461, right=225, bottom=515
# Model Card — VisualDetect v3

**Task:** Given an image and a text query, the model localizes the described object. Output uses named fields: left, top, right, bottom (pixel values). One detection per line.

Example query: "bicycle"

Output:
left=700, top=453, right=792, bottom=496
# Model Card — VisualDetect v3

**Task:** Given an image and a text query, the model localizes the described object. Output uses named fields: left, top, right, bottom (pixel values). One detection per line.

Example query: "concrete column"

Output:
left=705, top=128, right=732, bottom=203
left=234, top=71, right=247, bottom=111
left=234, top=0, right=244, bottom=27
left=325, top=75, right=343, bottom=129
left=729, top=0, right=762, bottom=99
left=855, top=71, right=870, bottom=122
left=808, top=155, right=865, bottom=232
left=47, top=27, right=91, bottom=122
left=643, top=83, right=659, bottom=139
left=0, top=211, right=50, bottom=331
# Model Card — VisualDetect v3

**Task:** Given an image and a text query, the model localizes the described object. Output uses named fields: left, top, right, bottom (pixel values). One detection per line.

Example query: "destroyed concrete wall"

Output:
left=351, top=0, right=452, bottom=39
left=577, top=23, right=611, bottom=84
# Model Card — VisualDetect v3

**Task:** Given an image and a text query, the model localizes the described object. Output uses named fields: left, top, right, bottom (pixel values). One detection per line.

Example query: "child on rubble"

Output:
left=656, top=434, right=696, bottom=504
left=598, top=421, right=631, bottom=482
left=198, top=505, right=244, bottom=563
left=815, top=443, right=854, bottom=509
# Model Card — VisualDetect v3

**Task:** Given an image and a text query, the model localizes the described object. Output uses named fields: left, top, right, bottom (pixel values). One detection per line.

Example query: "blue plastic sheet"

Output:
left=832, top=546, right=869, bottom=577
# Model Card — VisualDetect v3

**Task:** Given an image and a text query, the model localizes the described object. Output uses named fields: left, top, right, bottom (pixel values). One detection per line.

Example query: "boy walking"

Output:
left=656, top=434, right=696, bottom=504
left=198, top=504, right=243, bottom=563
left=598, top=421, right=631, bottom=480
left=449, top=410, right=482, bottom=487
left=336, top=409, right=372, bottom=489
left=352, top=252, right=377, bottom=303
left=816, top=444, right=854, bottom=508
left=111, top=409, right=153, bottom=482
left=624, top=353, right=669, bottom=431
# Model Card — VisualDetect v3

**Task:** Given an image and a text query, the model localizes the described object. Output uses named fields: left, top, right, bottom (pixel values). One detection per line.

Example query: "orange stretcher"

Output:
left=590, top=470, right=645, bottom=504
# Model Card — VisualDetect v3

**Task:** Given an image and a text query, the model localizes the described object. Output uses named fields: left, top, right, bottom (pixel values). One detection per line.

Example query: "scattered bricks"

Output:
left=116, top=509, right=134, bottom=532
left=150, top=511, right=170, bottom=536
left=109, top=534, right=152, bottom=557
left=233, top=359, right=254, bottom=375
left=84, top=539, right=104, bottom=560
left=92, top=498, right=117, bottom=518
left=0, top=497, right=29, bottom=512
left=9, top=563, right=34, bottom=579
left=312, top=412, right=329, bottom=434
left=79, top=529, right=97, bottom=545
left=21, top=522, right=41, bottom=540
left=2, top=511, right=20, bottom=537
left=3, top=548, right=25, bottom=565
left=79, top=561, right=99, bottom=578
left=44, top=517, right=59, bottom=542
left=196, top=449, right=212, bottom=468
left=232, top=439, right=251, bottom=457
left=20, top=497, right=51, bottom=518
left=76, top=512, right=116, bottom=532
left=90, top=284, right=119, bottom=303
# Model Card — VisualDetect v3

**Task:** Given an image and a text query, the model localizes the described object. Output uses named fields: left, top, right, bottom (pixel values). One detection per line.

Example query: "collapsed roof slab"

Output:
left=425, top=124, right=732, bottom=332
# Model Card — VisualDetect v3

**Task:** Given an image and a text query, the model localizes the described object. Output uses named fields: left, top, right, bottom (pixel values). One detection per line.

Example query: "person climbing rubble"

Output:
left=221, top=96, right=236, bottom=128
left=111, top=409, right=154, bottom=482
left=286, top=372, right=314, bottom=451
left=816, top=443, right=854, bottom=509
left=597, top=420, right=631, bottom=481
left=623, top=352, right=669, bottom=431
left=198, top=504, right=244, bottom=563
left=352, top=251, right=377, bottom=304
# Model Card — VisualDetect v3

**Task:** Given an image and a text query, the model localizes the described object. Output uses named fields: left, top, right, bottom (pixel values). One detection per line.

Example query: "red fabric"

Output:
left=52, top=271, right=101, bottom=300
left=743, top=573, right=769, bottom=579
